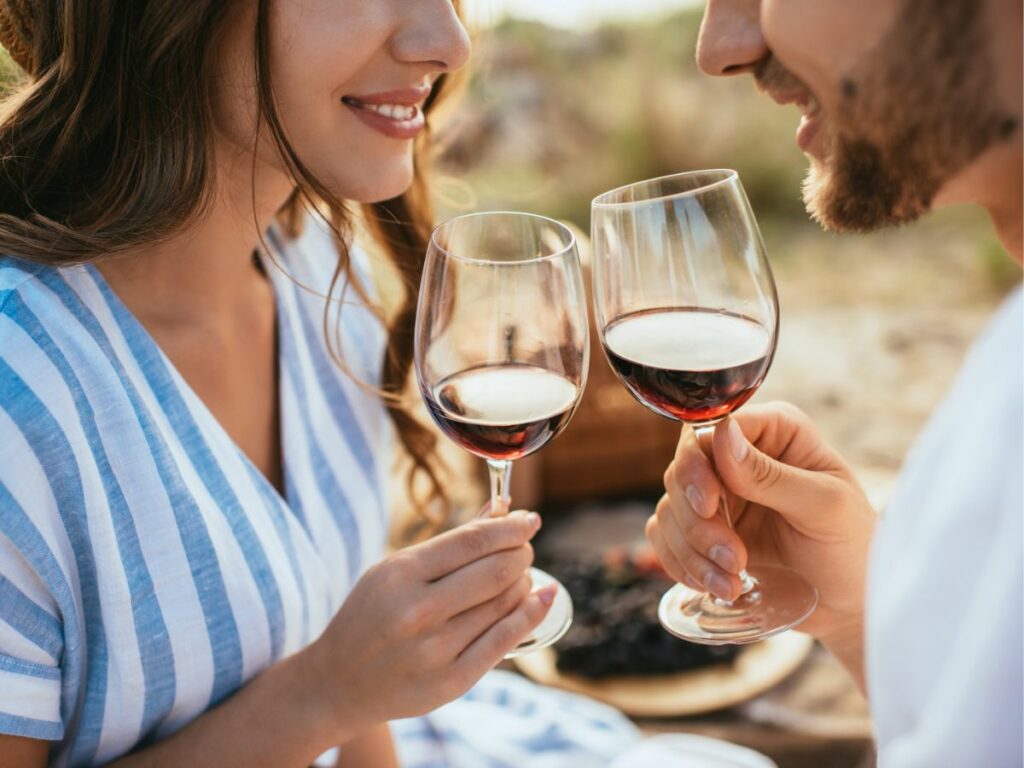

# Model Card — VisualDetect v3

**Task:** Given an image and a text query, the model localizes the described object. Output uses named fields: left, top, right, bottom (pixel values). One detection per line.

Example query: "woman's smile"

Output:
left=341, top=84, right=431, bottom=140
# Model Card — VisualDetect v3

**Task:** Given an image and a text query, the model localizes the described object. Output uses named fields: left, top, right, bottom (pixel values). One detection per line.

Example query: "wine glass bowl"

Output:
left=415, top=211, right=589, bottom=656
left=591, top=170, right=817, bottom=645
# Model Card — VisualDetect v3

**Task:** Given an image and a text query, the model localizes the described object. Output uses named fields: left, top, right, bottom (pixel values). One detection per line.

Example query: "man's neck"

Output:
left=935, top=137, right=1024, bottom=266
left=987, top=143, right=1023, bottom=265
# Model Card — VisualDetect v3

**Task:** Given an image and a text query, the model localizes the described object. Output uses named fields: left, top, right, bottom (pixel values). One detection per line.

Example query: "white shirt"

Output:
left=867, top=286, right=1023, bottom=767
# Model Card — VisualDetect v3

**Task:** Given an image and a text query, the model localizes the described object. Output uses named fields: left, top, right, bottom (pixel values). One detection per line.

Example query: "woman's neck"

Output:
left=96, top=145, right=296, bottom=325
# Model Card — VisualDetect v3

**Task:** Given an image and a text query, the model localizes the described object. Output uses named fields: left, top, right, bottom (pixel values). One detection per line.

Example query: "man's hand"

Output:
left=647, top=402, right=876, bottom=685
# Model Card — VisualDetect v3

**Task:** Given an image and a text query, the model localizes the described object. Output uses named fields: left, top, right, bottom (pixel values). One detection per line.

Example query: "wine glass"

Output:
left=415, top=211, right=588, bottom=657
left=591, top=169, right=818, bottom=645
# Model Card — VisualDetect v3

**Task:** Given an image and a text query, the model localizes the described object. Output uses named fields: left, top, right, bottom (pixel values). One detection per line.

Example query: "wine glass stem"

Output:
left=695, top=424, right=756, bottom=596
left=487, top=458, right=512, bottom=507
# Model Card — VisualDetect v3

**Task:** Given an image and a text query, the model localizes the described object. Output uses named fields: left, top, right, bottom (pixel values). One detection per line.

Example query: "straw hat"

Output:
left=0, top=0, right=35, bottom=73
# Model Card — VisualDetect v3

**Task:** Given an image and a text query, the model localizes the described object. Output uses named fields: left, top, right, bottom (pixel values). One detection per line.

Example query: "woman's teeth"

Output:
left=346, top=99, right=418, bottom=121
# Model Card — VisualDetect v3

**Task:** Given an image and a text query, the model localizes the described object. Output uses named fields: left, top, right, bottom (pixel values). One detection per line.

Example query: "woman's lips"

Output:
left=341, top=86, right=430, bottom=140
left=343, top=98, right=425, bottom=140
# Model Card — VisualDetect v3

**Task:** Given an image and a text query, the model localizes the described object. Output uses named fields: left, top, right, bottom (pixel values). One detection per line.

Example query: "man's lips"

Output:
left=762, top=87, right=823, bottom=153
left=341, top=85, right=431, bottom=140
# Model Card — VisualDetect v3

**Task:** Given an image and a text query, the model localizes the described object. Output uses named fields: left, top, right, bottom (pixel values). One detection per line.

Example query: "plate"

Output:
left=610, top=734, right=778, bottom=767
left=514, top=630, right=814, bottom=718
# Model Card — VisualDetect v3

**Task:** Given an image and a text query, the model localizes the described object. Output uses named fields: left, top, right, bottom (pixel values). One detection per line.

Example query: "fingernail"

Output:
left=708, top=544, right=739, bottom=574
left=537, top=585, right=556, bottom=606
left=704, top=570, right=733, bottom=601
left=525, top=512, right=541, bottom=531
left=685, top=485, right=706, bottom=518
left=728, top=419, right=749, bottom=463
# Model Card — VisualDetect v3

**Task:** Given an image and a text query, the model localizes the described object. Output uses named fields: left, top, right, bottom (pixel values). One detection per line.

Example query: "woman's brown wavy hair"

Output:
left=0, top=0, right=458, bottom=522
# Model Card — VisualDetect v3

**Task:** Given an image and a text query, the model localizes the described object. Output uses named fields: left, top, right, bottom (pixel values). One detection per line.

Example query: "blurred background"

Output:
left=412, top=5, right=1018, bottom=761
left=1, top=3, right=1013, bottom=513
left=423, top=0, right=1018, bottom=517
left=1, top=3, right=1017, bottom=764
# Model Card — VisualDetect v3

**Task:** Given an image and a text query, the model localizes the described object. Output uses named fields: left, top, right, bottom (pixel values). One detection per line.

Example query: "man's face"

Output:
left=697, top=0, right=1019, bottom=233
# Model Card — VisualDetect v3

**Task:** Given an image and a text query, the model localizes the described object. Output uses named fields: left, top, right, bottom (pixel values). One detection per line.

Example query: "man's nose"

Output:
left=696, top=0, right=769, bottom=76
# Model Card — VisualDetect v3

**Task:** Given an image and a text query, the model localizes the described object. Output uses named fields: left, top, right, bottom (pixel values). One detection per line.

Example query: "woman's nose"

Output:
left=696, top=0, right=769, bottom=77
left=392, top=0, right=472, bottom=74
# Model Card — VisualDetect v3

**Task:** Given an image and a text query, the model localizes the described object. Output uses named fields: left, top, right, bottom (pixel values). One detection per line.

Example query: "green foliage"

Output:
left=0, top=46, right=22, bottom=94
left=439, top=10, right=817, bottom=236
left=978, top=231, right=1022, bottom=293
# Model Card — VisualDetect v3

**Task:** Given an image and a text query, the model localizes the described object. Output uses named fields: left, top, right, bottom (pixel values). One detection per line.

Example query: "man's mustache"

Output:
left=754, top=54, right=807, bottom=95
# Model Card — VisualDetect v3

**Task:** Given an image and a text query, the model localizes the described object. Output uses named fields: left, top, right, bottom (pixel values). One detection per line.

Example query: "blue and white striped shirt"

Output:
left=0, top=215, right=643, bottom=768
left=0, top=217, right=391, bottom=766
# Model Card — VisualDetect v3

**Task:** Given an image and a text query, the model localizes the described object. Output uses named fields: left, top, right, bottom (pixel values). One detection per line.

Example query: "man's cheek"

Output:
left=761, top=0, right=894, bottom=102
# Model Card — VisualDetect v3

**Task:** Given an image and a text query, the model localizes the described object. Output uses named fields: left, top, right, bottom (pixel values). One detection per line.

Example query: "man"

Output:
left=647, top=0, right=1022, bottom=764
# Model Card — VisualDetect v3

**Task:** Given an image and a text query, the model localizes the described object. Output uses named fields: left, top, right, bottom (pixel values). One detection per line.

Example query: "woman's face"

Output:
left=213, top=0, right=471, bottom=204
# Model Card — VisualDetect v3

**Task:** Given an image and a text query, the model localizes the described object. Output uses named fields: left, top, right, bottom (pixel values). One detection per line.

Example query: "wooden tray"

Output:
left=514, top=631, right=814, bottom=718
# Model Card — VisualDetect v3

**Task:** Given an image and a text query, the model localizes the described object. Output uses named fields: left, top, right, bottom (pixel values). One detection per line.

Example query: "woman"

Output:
left=0, top=1, right=638, bottom=766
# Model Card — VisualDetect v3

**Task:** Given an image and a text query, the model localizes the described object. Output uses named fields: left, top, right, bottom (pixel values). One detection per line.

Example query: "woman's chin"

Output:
left=333, top=162, right=415, bottom=205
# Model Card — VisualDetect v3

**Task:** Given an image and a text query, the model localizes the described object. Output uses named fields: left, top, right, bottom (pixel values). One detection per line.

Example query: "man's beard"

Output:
left=756, top=0, right=1017, bottom=234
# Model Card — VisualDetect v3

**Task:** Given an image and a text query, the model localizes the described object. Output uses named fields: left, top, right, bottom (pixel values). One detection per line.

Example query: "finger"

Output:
left=666, top=426, right=721, bottom=520
left=646, top=514, right=708, bottom=592
left=712, top=415, right=844, bottom=529
left=446, top=572, right=532, bottom=649
left=432, top=543, right=534, bottom=616
left=646, top=514, right=700, bottom=589
left=456, top=586, right=555, bottom=673
left=416, top=512, right=540, bottom=580
left=652, top=503, right=742, bottom=600
left=656, top=493, right=747, bottom=576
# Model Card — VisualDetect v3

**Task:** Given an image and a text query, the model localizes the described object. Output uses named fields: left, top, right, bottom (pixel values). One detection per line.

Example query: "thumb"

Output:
left=712, top=416, right=835, bottom=528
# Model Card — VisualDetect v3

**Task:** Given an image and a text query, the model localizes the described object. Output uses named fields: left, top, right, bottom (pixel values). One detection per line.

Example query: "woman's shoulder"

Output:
left=0, top=258, right=128, bottom=472
left=0, top=256, right=50, bottom=310
left=0, top=256, right=97, bottom=331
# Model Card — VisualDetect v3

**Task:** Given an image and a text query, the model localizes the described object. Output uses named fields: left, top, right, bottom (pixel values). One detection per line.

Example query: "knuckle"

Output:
left=750, top=451, right=783, bottom=489
left=493, top=560, right=513, bottom=586
left=678, top=512, right=706, bottom=542
left=501, top=579, right=528, bottom=614
left=397, top=600, right=433, bottom=636
left=645, top=514, right=660, bottom=541
left=820, top=477, right=849, bottom=511
left=461, top=524, right=490, bottom=559
left=682, top=551, right=710, bottom=581
left=501, top=615, right=529, bottom=647
left=655, top=493, right=672, bottom=521
left=662, top=462, right=677, bottom=491
left=776, top=400, right=808, bottom=422
left=378, top=555, right=412, bottom=588
left=418, top=636, right=449, bottom=668
left=519, top=542, right=535, bottom=569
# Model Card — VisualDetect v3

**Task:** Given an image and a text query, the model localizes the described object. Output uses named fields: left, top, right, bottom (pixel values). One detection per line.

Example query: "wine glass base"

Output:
left=658, top=564, right=817, bottom=645
left=504, top=567, right=573, bottom=659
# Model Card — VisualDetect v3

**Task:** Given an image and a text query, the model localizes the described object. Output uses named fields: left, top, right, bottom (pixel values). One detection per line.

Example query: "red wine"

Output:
left=602, top=308, right=772, bottom=424
left=425, top=364, right=579, bottom=461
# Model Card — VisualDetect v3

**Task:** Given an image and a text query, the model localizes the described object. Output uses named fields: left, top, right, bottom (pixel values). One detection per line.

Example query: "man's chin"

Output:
left=801, top=155, right=930, bottom=234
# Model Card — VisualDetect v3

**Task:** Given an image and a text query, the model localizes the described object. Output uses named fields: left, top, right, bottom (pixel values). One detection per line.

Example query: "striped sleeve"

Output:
left=0, top=523, right=64, bottom=741
left=0, top=275, right=69, bottom=740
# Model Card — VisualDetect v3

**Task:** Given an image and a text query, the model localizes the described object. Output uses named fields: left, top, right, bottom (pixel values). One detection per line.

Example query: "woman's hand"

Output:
left=303, top=506, right=553, bottom=737
left=647, top=403, right=876, bottom=681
